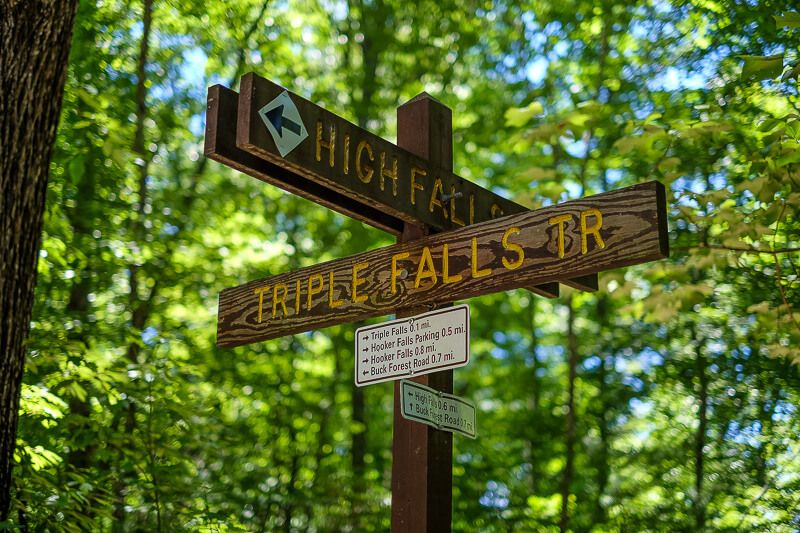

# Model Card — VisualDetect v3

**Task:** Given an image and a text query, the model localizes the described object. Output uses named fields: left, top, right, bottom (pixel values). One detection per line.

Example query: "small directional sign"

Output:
left=258, top=91, right=308, bottom=157
left=400, top=380, right=477, bottom=439
left=355, top=305, right=469, bottom=387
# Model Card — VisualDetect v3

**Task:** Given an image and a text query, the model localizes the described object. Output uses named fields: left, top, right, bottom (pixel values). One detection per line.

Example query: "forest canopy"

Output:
left=6, top=0, right=800, bottom=531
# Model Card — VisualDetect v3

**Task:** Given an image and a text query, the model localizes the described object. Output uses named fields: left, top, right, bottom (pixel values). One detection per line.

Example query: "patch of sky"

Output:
left=583, top=355, right=602, bottom=371
left=562, top=137, right=587, bottom=159
left=622, top=374, right=645, bottom=392
left=605, top=168, right=624, bottom=185
left=479, top=480, right=510, bottom=510
left=773, top=400, right=796, bottom=423
left=726, top=420, right=762, bottom=447
left=538, top=344, right=565, bottom=363
left=526, top=57, right=549, bottom=86
left=142, top=326, right=158, bottom=345
left=491, top=347, right=508, bottom=360
left=629, top=397, right=652, bottom=417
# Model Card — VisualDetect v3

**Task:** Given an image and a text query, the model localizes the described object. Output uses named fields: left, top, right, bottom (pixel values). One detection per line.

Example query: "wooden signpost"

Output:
left=217, top=181, right=667, bottom=347
left=204, top=73, right=670, bottom=532
left=207, top=73, right=603, bottom=298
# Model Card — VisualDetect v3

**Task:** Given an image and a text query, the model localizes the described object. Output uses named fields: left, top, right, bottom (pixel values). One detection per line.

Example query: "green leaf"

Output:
left=505, top=101, right=544, bottom=127
left=740, top=54, right=785, bottom=80
left=774, top=13, right=800, bottom=29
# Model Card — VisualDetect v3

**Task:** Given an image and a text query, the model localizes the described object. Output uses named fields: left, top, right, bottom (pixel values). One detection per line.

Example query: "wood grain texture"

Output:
left=237, top=72, right=522, bottom=232
left=204, top=85, right=405, bottom=234
left=391, top=91, right=452, bottom=533
left=233, top=73, right=595, bottom=294
left=217, top=181, right=669, bottom=347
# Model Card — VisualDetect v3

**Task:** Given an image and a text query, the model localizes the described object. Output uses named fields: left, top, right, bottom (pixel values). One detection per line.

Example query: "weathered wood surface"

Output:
left=217, top=181, right=668, bottom=347
left=234, top=73, right=597, bottom=294
left=391, top=92, right=453, bottom=533
left=237, top=72, right=524, bottom=232
left=204, top=85, right=405, bottom=234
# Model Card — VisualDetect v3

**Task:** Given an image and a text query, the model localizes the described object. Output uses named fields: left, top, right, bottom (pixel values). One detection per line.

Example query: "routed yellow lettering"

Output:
left=356, top=140, right=374, bottom=183
left=580, top=208, right=606, bottom=255
left=328, top=271, right=344, bottom=308
left=352, top=262, right=369, bottom=303
left=548, top=214, right=572, bottom=259
left=294, top=280, right=301, bottom=314
left=380, top=152, right=398, bottom=196
left=254, top=286, right=269, bottom=323
left=343, top=134, right=351, bottom=175
left=491, top=203, right=504, bottom=218
left=450, top=186, right=464, bottom=226
left=414, top=246, right=438, bottom=288
left=411, top=166, right=426, bottom=205
left=307, top=273, right=324, bottom=310
left=391, top=252, right=410, bottom=294
left=471, top=238, right=492, bottom=278
left=429, top=178, right=448, bottom=218
left=442, top=244, right=462, bottom=284
left=501, top=227, right=524, bottom=270
left=316, top=121, right=335, bottom=167
left=469, top=193, right=475, bottom=224
left=272, top=283, right=288, bottom=318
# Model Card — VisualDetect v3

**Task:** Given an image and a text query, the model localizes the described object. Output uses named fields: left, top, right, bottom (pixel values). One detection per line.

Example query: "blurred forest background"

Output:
left=6, top=0, right=800, bottom=531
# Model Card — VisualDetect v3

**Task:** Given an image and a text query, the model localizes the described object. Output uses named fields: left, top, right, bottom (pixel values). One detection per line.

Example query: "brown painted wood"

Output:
left=234, top=73, right=595, bottom=294
left=217, top=181, right=669, bottom=347
left=237, top=73, right=522, bottom=232
left=392, top=93, right=452, bottom=533
left=204, top=85, right=405, bottom=234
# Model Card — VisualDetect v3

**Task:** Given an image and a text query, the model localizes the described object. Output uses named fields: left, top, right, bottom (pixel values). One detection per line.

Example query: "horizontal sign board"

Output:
left=355, top=305, right=470, bottom=387
left=214, top=77, right=596, bottom=296
left=236, top=73, right=524, bottom=233
left=204, top=85, right=405, bottom=234
left=216, top=181, right=668, bottom=347
left=400, top=380, right=477, bottom=439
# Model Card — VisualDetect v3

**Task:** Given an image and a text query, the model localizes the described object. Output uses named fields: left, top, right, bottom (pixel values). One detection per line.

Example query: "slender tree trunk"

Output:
left=0, top=0, right=79, bottom=519
left=693, top=325, right=708, bottom=531
left=593, top=296, right=610, bottom=527
left=560, top=294, right=579, bottom=533
left=113, top=1, right=153, bottom=527
left=348, top=5, right=383, bottom=520
left=527, top=296, right=541, bottom=495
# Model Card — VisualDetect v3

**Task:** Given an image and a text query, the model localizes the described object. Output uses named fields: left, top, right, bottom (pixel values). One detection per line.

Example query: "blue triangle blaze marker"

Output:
left=265, top=104, right=302, bottom=137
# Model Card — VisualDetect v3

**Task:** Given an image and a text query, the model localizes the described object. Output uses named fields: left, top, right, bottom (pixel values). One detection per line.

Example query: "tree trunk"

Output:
left=0, top=0, right=79, bottom=519
left=560, top=294, right=579, bottom=533
left=526, top=296, right=541, bottom=495
left=694, top=327, right=708, bottom=532
left=593, top=296, right=610, bottom=527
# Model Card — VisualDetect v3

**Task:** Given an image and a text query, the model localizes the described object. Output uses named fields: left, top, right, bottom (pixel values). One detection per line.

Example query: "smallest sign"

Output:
left=355, top=305, right=470, bottom=387
left=400, top=380, right=477, bottom=439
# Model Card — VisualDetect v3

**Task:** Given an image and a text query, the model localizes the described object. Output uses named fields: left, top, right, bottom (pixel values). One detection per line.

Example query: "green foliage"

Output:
left=5, top=0, right=800, bottom=531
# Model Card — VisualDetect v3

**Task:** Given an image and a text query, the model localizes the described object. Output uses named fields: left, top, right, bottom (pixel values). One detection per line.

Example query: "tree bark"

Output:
left=693, top=325, right=708, bottom=532
left=560, top=294, right=579, bottom=533
left=0, top=0, right=79, bottom=520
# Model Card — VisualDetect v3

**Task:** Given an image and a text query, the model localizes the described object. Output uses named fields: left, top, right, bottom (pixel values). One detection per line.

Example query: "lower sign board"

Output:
left=217, top=181, right=668, bottom=347
left=400, top=380, right=477, bottom=439
left=355, top=305, right=469, bottom=387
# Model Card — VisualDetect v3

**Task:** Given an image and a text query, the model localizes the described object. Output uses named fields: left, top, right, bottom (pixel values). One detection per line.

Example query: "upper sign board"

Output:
left=355, top=305, right=470, bottom=387
left=237, top=73, right=533, bottom=233
left=216, top=181, right=668, bottom=347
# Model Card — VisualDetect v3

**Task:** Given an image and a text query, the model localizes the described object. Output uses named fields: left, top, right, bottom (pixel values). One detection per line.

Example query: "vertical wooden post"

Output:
left=391, top=93, right=454, bottom=532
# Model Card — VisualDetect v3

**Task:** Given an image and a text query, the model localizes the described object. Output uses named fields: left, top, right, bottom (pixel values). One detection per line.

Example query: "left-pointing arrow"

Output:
left=265, top=104, right=302, bottom=137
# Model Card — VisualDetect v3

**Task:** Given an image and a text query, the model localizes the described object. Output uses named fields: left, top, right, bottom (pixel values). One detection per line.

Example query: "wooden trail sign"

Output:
left=222, top=73, right=597, bottom=297
left=216, top=181, right=668, bottom=348
left=236, top=72, right=523, bottom=233
left=204, top=85, right=404, bottom=234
